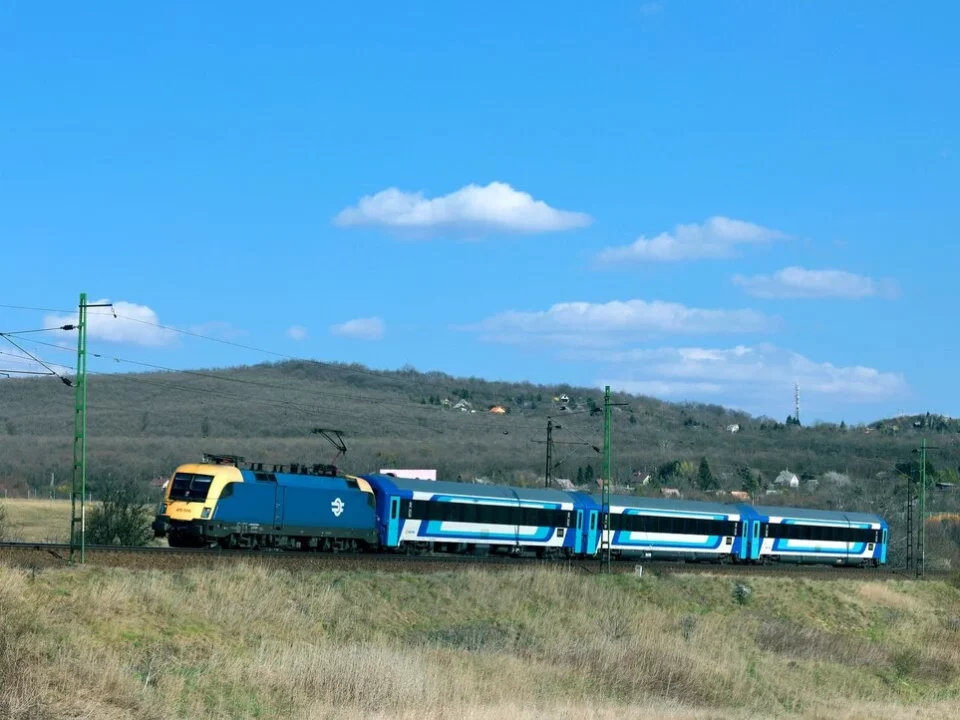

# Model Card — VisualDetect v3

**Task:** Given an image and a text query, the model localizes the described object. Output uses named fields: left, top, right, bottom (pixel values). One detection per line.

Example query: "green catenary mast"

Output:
left=69, top=293, right=112, bottom=564
left=602, top=385, right=612, bottom=573
left=70, top=293, right=89, bottom=563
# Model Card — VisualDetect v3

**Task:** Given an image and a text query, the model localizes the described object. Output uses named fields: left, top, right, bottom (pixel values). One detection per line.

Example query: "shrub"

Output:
left=86, top=477, right=153, bottom=546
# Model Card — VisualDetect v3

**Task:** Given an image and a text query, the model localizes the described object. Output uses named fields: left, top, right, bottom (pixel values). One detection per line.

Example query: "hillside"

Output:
left=2, top=562, right=959, bottom=719
left=2, top=359, right=960, bottom=563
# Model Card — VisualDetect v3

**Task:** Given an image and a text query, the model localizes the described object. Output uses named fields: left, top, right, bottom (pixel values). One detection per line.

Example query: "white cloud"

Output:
left=286, top=325, right=309, bottom=341
left=467, top=299, right=775, bottom=346
left=333, top=181, right=591, bottom=236
left=601, top=344, right=906, bottom=403
left=330, top=316, right=385, bottom=341
left=733, top=266, right=899, bottom=299
left=595, top=216, right=787, bottom=264
left=45, top=300, right=174, bottom=347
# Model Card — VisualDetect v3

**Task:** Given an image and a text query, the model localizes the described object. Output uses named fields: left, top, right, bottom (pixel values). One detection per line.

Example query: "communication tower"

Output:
left=794, top=380, right=801, bottom=425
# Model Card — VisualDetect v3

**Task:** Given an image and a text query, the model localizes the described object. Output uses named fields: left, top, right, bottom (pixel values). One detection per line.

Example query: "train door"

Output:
left=881, top=528, right=888, bottom=564
left=387, top=497, right=401, bottom=547
left=273, top=486, right=284, bottom=532
left=574, top=510, right=584, bottom=553
left=751, top=522, right=761, bottom=560
left=584, top=510, right=598, bottom=555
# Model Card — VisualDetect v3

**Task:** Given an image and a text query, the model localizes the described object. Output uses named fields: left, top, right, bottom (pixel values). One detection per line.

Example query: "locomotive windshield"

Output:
left=168, top=472, right=215, bottom=502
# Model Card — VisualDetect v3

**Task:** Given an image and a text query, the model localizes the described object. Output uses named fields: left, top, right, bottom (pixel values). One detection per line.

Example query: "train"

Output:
left=152, top=454, right=889, bottom=567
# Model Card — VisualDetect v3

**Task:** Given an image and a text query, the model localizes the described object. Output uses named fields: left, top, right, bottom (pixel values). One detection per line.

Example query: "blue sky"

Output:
left=1, top=1, right=957, bottom=423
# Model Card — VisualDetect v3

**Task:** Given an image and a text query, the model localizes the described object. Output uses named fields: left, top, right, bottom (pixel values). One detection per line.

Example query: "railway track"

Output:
left=0, top=541, right=934, bottom=580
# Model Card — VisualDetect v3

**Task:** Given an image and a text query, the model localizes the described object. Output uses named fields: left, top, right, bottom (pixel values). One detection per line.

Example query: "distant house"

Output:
left=441, top=398, right=451, bottom=407
left=726, top=424, right=741, bottom=433
left=489, top=406, right=506, bottom=414
left=558, top=394, right=570, bottom=403
left=729, top=490, right=751, bottom=501
left=553, top=478, right=576, bottom=491
left=774, top=470, right=800, bottom=488
left=660, top=488, right=681, bottom=498
left=632, top=471, right=652, bottom=486
left=149, top=476, right=169, bottom=490
left=452, top=399, right=472, bottom=412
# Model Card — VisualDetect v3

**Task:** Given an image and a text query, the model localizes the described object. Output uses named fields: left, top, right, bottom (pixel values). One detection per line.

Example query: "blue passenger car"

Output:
left=739, top=505, right=888, bottom=566
left=591, top=495, right=747, bottom=562
left=362, top=474, right=588, bottom=556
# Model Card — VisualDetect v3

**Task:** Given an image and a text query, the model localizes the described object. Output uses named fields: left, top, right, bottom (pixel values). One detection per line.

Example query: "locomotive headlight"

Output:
left=201, top=507, right=211, bottom=519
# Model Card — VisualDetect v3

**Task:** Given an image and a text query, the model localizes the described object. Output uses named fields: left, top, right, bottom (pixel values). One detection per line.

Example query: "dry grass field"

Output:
left=0, top=498, right=73, bottom=542
left=1, top=562, right=959, bottom=719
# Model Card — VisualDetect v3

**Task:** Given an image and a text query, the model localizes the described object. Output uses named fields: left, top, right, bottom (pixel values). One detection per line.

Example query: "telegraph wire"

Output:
left=0, top=331, right=74, bottom=385
left=1, top=302, right=559, bottom=402
left=3, top=303, right=613, bottom=437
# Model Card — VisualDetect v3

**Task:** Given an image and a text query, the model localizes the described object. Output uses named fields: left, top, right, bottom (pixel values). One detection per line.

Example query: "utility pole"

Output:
left=544, top=418, right=553, bottom=488
left=913, top=438, right=938, bottom=579
left=69, top=293, right=112, bottom=564
left=918, top=439, right=928, bottom=579
left=531, top=419, right=598, bottom=490
left=601, top=386, right=611, bottom=573
left=598, top=386, right=629, bottom=574
left=70, top=293, right=89, bottom=564
left=906, top=475, right=914, bottom=571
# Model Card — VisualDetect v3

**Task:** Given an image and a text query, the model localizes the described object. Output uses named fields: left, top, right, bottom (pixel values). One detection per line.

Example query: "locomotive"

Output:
left=153, top=453, right=888, bottom=566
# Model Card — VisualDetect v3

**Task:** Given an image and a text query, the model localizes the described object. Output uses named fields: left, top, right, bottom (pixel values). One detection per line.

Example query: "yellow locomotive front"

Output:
left=152, top=456, right=243, bottom=546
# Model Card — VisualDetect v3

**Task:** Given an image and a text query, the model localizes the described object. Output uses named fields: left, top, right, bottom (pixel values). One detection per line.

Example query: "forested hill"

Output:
left=0, top=359, right=958, bottom=499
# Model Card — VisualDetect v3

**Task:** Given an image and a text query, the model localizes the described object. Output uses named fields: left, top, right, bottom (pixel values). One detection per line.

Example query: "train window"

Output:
left=219, top=482, right=235, bottom=498
left=391, top=499, right=398, bottom=520
left=590, top=513, right=597, bottom=530
left=168, top=473, right=215, bottom=502
left=254, top=472, right=277, bottom=483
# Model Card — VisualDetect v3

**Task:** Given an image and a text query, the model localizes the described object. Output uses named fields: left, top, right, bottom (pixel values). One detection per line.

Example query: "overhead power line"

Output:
left=0, top=328, right=75, bottom=385
left=1, top=301, right=565, bottom=402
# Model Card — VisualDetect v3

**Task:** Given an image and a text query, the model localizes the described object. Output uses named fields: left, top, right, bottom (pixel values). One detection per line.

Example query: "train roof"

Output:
left=749, top=505, right=885, bottom=524
left=361, top=474, right=575, bottom=503
left=592, top=494, right=739, bottom=515
left=239, top=469, right=360, bottom=490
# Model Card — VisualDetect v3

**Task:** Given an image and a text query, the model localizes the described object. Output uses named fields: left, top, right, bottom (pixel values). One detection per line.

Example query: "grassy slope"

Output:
left=1, top=562, right=959, bottom=719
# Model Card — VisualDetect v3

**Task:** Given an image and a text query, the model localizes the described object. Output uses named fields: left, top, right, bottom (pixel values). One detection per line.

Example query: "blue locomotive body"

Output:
left=154, top=459, right=378, bottom=550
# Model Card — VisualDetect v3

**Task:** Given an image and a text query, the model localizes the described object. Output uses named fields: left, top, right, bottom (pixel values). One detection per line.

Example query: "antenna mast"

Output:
left=794, top=380, right=801, bottom=425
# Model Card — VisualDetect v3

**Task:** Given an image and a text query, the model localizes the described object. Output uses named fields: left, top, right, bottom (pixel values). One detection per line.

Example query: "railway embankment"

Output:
left=1, top=561, right=959, bottom=719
